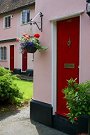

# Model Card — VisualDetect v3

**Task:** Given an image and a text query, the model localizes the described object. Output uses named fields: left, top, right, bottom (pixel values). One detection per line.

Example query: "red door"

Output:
left=57, top=17, right=79, bottom=116
left=22, top=51, right=27, bottom=71
left=10, top=45, right=14, bottom=71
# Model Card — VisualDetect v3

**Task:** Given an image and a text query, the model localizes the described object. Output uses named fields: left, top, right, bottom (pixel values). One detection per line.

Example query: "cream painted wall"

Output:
left=34, top=0, right=90, bottom=106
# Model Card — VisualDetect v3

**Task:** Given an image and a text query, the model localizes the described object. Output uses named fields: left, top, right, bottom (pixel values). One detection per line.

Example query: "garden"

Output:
left=0, top=67, right=33, bottom=113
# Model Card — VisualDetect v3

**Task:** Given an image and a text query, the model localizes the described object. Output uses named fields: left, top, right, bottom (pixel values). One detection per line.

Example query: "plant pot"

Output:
left=76, top=115, right=89, bottom=134
left=26, top=45, right=37, bottom=53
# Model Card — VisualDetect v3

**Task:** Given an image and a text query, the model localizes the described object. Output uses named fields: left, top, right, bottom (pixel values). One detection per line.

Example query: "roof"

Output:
left=0, top=0, right=35, bottom=14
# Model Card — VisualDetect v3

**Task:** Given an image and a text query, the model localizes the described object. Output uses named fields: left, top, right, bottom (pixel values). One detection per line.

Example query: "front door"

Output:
left=10, top=45, right=14, bottom=71
left=57, top=17, right=79, bottom=116
left=22, top=51, right=27, bottom=71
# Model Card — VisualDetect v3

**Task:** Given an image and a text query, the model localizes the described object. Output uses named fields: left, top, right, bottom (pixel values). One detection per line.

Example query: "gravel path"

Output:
left=0, top=105, right=67, bottom=135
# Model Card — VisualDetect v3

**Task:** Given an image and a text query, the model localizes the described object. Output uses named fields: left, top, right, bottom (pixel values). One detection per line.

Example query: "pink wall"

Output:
left=80, top=13, right=90, bottom=82
left=0, top=41, right=34, bottom=70
left=0, top=5, right=35, bottom=70
left=34, top=0, right=90, bottom=104
left=0, top=6, right=35, bottom=40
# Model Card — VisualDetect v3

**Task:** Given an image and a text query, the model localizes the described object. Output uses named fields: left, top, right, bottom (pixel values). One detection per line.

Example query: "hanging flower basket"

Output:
left=16, top=33, right=48, bottom=53
left=25, top=43, right=37, bottom=53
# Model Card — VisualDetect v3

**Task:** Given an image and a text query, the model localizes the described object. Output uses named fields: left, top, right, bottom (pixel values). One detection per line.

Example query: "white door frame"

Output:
left=51, top=11, right=83, bottom=114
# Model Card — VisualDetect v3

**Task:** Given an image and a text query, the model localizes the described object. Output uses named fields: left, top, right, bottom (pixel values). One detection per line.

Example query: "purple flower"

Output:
left=26, top=42, right=34, bottom=47
left=20, top=43, right=26, bottom=46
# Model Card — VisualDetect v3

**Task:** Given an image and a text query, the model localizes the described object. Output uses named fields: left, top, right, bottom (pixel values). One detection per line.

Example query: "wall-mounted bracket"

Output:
left=30, top=12, right=43, bottom=32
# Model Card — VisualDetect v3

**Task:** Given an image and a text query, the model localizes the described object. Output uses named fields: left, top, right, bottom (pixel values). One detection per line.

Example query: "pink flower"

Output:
left=16, top=38, right=19, bottom=42
left=34, top=33, right=40, bottom=38
left=23, top=34, right=30, bottom=39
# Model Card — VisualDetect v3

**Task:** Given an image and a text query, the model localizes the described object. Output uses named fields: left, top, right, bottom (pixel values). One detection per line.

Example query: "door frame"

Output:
left=51, top=14, right=81, bottom=114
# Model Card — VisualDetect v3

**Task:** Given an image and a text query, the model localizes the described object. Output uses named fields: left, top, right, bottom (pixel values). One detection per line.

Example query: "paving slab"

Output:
left=0, top=105, right=68, bottom=135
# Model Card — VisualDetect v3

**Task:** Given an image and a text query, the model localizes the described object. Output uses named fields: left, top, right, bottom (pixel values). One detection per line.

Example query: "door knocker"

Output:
left=67, top=37, right=72, bottom=47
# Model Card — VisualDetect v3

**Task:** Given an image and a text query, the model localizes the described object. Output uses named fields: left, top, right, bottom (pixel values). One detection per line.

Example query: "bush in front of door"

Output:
left=63, top=78, right=90, bottom=123
left=0, top=67, right=23, bottom=105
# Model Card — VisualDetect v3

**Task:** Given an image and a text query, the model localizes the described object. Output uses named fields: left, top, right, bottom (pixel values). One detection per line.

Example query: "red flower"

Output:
left=74, top=117, right=78, bottom=121
left=34, top=33, right=40, bottom=38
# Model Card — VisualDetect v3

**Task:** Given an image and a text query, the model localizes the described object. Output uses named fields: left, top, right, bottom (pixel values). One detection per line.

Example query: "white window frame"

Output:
left=4, top=15, right=11, bottom=28
left=21, top=9, right=30, bottom=24
left=0, top=47, right=7, bottom=60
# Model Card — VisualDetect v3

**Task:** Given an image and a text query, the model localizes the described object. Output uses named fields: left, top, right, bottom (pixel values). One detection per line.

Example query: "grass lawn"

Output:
left=0, top=79, right=33, bottom=113
left=14, top=79, right=33, bottom=103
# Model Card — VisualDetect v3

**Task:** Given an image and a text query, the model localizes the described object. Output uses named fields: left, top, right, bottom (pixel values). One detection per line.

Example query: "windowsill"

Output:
left=21, top=22, right=30, bottom=26
left=0, top=60, right=7, bottom=62
left=4, top=27, right=11, bottom=29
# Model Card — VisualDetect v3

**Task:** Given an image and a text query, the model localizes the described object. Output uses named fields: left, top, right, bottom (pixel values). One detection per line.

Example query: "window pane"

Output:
left=1, top=47, right=3, bottom=60
left=5, top=17, right=7, bottom=28
left=27, top=10, right=30, bottom=22
left=22, top=10, right=30, bottom=24
left=4, top=47, right=7, bottom=60
left=8, top=16, right=11, bottom=27
left=5, top=16, right=11, bottom=28
left=0, top=48, right=1, bottom=60
left=0, top=47, right=7, bottom=60
left=22, top=10, right=26, bottom=24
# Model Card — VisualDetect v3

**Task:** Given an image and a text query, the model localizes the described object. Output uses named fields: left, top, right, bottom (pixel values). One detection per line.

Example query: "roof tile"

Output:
left=0, top=0, right=35, bottom=14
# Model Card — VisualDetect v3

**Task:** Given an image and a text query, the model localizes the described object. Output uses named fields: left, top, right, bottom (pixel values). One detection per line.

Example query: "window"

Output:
left=0, top=47, right=7, bottom=60
left=4, top=15, right=11, bottom=28
left=22, top=9, right=30, bottom=24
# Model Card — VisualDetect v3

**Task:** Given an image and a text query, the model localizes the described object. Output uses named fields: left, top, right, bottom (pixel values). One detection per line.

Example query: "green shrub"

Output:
left=64, top=78, right=90, bottom=123
left=0, top=67, right=23, bottom=105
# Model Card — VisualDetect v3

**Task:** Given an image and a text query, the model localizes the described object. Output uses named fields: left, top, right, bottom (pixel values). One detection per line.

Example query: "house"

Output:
left=30, top=0, right=90, bottom=134
left=0, top=0, right=35, bottom=73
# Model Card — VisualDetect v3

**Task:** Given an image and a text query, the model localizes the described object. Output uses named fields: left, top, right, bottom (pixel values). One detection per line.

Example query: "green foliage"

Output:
left=18, top=33, right=48, bottom=52
left=64, top=78, right=90, bottom=123
left=0, top=67, right=23, bottom=105
left=14, top=79, right=33, bottom=102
